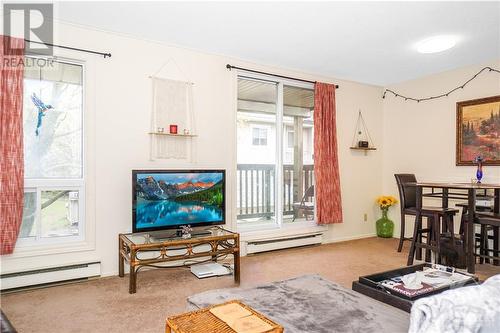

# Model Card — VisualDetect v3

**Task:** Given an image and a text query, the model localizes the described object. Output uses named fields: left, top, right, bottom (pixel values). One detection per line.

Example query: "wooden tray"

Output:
left=352, top=263, right=478, bottom=312
left=359, top=263, right=477, bottom=300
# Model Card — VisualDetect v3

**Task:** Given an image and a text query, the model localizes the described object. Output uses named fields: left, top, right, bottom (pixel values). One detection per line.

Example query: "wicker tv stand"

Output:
left=118, top=226, right=240, bottom=294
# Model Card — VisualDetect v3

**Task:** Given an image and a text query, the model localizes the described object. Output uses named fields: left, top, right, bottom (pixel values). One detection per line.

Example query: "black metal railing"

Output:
left=237, top=164, right=314, bottom=220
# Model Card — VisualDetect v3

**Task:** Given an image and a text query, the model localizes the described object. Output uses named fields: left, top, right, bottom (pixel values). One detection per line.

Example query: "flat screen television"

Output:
left=132, top=169, right=225, bottom=233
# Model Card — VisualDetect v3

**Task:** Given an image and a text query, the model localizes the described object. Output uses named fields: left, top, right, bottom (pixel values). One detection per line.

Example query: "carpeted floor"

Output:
left=2, top=237, right=499, bottom=333
left=188, top=275, right=410, bottom=333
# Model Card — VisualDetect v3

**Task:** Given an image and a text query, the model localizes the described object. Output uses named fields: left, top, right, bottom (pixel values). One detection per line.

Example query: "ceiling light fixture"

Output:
left=416, top=35, right=458, bottom=54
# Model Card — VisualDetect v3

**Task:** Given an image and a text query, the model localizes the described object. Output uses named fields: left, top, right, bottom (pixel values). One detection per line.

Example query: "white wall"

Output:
left=1, top=21, right=384, bottom=276
left=382, top=60, right=500, bottom=238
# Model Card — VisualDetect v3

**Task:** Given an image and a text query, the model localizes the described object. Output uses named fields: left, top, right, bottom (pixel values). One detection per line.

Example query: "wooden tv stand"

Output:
left=118, top=226, right=240, bottom=294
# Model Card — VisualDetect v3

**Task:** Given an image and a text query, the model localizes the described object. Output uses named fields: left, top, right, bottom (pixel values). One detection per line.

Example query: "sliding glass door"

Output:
left=237, top=75, right=315, bottom=229
left=282, top=85, right=315, bottom=223
left=237, top=78, right=278, bottom=227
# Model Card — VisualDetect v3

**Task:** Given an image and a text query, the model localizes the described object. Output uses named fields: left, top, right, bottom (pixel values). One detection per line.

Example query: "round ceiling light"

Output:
left=416, top=35, right=458, bottom=54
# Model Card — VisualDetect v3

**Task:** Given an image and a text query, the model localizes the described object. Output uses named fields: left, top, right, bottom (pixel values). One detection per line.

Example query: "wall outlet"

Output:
left=363, top=213, right=368, bottom=222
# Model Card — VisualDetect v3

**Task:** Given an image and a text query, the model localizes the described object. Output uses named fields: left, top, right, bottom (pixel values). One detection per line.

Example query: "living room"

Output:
left=1, top=1, right=499, bottom=332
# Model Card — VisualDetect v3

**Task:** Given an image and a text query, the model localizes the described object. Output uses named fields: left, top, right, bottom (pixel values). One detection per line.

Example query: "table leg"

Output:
left=494, top=189, right=499, bottom=214
left=233, top=235, right=240, bottom=284
left=494, top=189, right=500, bottom=266
left=118, top=236, right=124, bottom=278
left=129, top=249, right=137, bottom=294
left=234, top=250, right=240, bottom=284
left=407, top=186, right=422, bottom=266
left=494, top=227, right=499, bottom=266
left=416, top=225, right=423, bottom=261
left=407, top=213, right=421, bottom=266
left=442, top=188, right=449, bottom=233
left=129, top=265, right=137, bottom=294
left=467, top=188, right=476, bottom=274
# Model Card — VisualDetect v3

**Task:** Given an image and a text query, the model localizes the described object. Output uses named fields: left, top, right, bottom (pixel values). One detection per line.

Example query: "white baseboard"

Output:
left=101, top=270, right=119, bottom=278
left=0, top=262, right=101, bottom=290
left=322, top=233, right=377, bottom=244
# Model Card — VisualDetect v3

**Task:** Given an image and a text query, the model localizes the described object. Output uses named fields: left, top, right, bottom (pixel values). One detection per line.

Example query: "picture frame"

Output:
left=456, top=95, right=500, bottom=166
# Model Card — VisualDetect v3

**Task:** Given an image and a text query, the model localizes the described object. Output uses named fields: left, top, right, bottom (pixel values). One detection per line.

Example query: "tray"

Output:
left=359, top=263, right=477, bottom=300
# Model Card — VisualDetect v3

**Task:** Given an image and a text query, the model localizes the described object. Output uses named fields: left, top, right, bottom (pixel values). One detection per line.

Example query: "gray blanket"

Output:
left=409, top=274, right=500, bottom=333
left=188, top=274, right=409, bottom=333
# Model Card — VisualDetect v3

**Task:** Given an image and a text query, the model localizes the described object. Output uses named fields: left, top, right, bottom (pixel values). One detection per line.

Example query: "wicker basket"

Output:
left=166, top=300, right=284, bottom=333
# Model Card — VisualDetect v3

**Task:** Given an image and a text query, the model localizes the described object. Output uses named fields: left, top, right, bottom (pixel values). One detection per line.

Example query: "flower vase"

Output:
left=376, top=208, right=394, bottom=238
left=476, top=163, right=483, bottom=183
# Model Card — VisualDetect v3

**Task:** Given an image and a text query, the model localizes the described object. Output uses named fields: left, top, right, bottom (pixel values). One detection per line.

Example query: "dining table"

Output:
left=409, top=182, right=500, bottom=273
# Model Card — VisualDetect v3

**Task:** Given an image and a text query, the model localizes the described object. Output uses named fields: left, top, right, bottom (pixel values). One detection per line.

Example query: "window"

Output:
left=287, top=130, right=294, bottom=149
left=282, top=85, right=315, bottom=223
left=237, top=76, right=315, bottom=229
left=18, top=58, right=84, bottom=246
left=252, top=127, right=268, bottom=146
left=237, top=78, right=277, bottom=227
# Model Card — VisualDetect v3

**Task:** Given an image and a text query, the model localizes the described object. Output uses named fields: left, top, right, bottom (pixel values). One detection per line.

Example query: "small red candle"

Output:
left=169, top=124, right=178, bottom=134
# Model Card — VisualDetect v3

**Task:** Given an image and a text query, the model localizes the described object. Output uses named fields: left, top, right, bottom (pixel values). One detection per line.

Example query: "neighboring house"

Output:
left=236, top=114, right=314, bottom=165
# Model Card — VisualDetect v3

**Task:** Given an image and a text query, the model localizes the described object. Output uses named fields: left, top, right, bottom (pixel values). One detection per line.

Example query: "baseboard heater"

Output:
left=246, top=233, right=323, bottom=254
left=0, top=262, right=101, bottom=292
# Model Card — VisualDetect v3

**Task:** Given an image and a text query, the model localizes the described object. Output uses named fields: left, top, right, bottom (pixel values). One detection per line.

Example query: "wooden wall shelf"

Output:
left=148, top=132, right=197, bottom=137
left=350, top=147, right=377, bottom=151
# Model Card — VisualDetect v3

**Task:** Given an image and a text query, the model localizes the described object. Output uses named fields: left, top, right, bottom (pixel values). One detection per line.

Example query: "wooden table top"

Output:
left=408, top=182, right=500, bottom=189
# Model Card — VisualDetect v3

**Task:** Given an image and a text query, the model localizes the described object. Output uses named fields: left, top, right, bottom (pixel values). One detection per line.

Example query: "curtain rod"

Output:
left=226, top=64, right=339, bottom=88
left=24, top=39, right=111, bottom=58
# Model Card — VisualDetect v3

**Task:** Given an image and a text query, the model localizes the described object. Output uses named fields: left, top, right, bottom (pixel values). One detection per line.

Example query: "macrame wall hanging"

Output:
left=350, top=110, right=376, bottom=155
left=149, top=59, right=197, bottom=161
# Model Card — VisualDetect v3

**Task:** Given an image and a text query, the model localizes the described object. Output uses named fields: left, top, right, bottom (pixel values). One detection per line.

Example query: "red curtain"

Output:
left=0, top=36, right=25, bottom=254
left=314, top=82, right=343, bottom=225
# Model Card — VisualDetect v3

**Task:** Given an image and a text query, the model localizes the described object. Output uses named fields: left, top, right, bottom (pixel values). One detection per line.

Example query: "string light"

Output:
left=382, top=66, right=500, bottom=102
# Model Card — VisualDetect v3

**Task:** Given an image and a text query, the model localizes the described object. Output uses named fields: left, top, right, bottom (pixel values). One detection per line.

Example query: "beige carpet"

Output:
left=2, top=237, right=499, bottom=333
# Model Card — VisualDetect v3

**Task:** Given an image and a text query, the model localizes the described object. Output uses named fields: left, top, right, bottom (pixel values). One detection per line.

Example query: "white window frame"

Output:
left=286, top=129, right=294, bottom=149
left=16, top=57, right=86, bottom=248
left=251, top=126, right=268, bottom=146
left=236, top=73, right=316, bottom=232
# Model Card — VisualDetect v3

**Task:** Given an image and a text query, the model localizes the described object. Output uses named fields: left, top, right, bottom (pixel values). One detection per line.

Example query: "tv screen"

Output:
left=132, top=170, right=225, bottom=232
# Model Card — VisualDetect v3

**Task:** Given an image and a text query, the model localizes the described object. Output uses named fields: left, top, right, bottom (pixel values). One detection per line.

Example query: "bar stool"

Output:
left=395, top=174, right=425, bottom=254
left=457, top=203, right=494, bottom=264
left=395, top=174, right=459, bottom=262
left=474, top=212, right=500, bottom=265
left=407, top=206, right=459, bottom=265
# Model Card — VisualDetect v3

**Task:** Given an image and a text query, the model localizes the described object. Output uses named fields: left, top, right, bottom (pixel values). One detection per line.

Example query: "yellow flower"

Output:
left=376, top=195, right=398, bottom=208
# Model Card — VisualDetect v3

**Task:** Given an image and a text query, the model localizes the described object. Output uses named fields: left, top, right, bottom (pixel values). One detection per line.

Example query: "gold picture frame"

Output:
left=456, top=95, right=500, bottom=166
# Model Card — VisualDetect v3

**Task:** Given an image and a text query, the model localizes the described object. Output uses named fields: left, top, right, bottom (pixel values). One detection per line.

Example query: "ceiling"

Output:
left=238, top=78, right=314, bottom=109
left=55, top=1, right=500, bottom=86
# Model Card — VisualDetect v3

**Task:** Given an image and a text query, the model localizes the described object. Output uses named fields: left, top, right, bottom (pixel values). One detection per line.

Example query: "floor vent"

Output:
left=0, top=262, right=101, bottom=292
left=246, top=233, right=323, bottom=254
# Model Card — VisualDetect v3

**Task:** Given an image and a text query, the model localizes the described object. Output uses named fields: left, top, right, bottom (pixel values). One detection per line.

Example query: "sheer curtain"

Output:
left=313, top=82, right=343, bottom=225
left=0, top=36, right=25, bottom=254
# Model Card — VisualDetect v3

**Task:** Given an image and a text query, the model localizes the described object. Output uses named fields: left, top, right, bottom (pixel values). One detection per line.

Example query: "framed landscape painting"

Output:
left=456, top=95, right=500, bottom=166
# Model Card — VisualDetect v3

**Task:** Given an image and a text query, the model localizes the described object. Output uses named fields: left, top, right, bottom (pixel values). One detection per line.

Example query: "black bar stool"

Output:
left=407, top=206, right=459, bottom=265
left=474, top=212, right=500, bottom=265
left=394, top=174, right=459, bottom=264
left=457, top=203, right=493, bottom=264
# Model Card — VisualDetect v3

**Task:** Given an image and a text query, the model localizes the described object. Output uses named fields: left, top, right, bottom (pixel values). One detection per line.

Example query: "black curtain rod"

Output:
left=24, top=39, right=111, bottom=58
left=226, top=64, right=339, bottom=89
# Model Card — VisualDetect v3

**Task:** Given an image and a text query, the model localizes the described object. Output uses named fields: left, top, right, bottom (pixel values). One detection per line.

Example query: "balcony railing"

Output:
left=237, top=164, right=314, bottom=220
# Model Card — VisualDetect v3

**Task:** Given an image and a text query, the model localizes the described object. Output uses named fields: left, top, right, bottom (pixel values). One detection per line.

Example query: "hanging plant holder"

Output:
left=350, top=110, right=376, bottom=155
